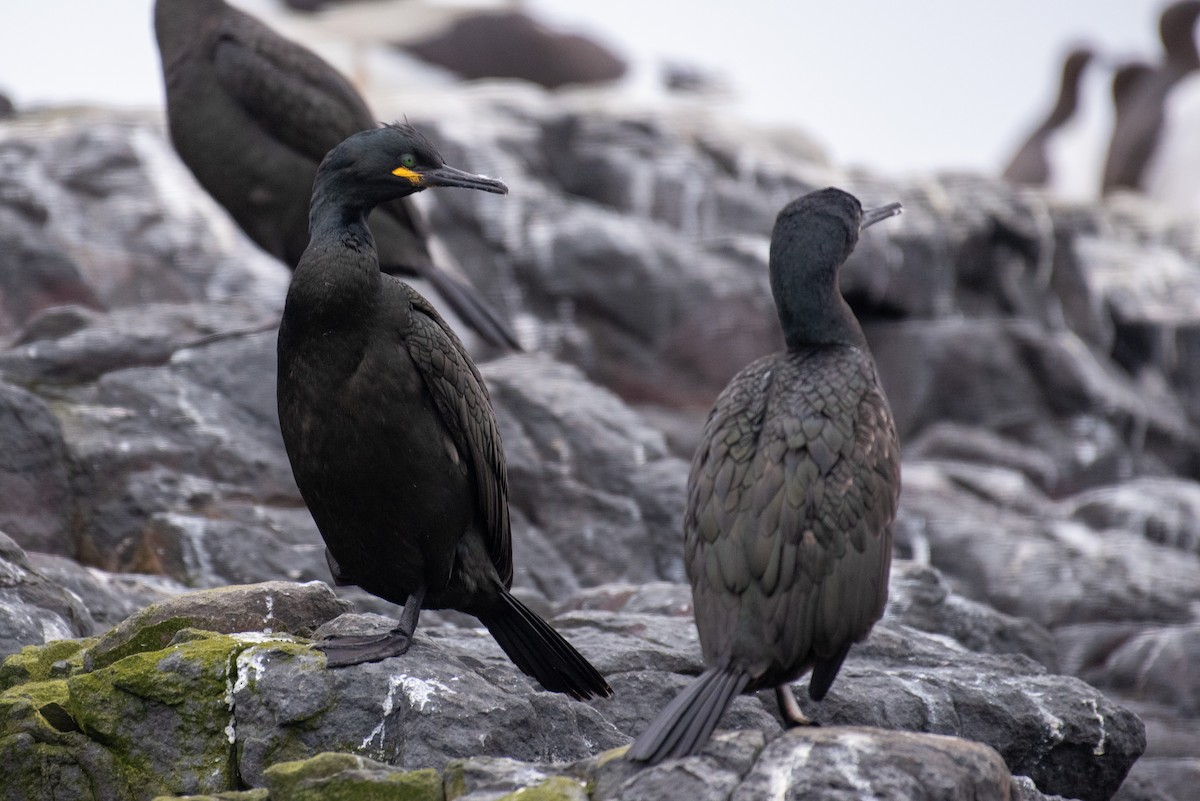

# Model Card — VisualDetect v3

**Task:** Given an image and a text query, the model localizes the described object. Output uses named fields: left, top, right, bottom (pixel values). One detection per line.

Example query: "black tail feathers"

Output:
left=478, top=589, right=612, bottom=700
left=627, top=667, right=751, bottom=764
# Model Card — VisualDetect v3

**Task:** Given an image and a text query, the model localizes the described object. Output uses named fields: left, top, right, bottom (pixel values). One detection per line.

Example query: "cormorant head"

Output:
left=314, top=123, right=508, bottom=212
left=1160, top=1, right=1200, bottom=68
left=155, top=0, right=227, bottom=53
left=769, top=188, right=901, bottom=348
left=770, top=188, right=900, bottom=280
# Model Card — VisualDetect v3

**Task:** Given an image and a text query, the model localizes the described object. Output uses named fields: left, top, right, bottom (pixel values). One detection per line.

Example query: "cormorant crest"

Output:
left=382, top=121, right=443, bottom=164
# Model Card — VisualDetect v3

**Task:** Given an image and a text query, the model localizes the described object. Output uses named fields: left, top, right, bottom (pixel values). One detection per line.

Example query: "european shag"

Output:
left=628, top=188, right=902, bottom=763
left=154, top=0, right=520, bottom=349
left=277, top=123, right=611, bottom=700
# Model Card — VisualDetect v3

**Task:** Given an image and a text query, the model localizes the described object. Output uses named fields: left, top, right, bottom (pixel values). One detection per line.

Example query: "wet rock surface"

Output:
left=1, top=77, right=1198, bottom=800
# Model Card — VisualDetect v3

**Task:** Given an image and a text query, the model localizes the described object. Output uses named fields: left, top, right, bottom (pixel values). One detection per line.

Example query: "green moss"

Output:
left=496, top=777, right=588, bottom=801
left=0, top=729, right=139, bottom=801
left=66, top=632, right=244, bottom=797
left=87, top=616, right=198, bottom=670
left=0, top=638, right=94, bottom=690
left=265, top=753, right=443, bottom=801
left=0, top=679, right=73, bottom=737
left=152, top=791, right=269, bottom=801
left=442, top=760, right=468, bottom=800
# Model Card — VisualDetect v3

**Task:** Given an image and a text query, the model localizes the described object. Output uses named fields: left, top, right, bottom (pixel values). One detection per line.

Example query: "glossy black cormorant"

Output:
left=628, top=188, right=902, bottom=763
left=154, top=0, right=520, bottom=350
left=277, top=123, right=611, bottom=700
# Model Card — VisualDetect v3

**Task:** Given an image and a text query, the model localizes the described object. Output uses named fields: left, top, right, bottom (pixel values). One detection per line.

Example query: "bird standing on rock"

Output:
left=629, top=188, right=902, bottom=763
left=1002, top=48, right=1094, bottom=190
left=154, top=0, right=520, bottom=350
left=277, top=122, right=611, bottom=700
left=1102, top=0, right=1200, bottom=197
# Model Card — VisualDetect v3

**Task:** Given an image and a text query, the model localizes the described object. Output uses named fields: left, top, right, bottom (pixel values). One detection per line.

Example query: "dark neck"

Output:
left=308, top=175, right=374, bottom=246
left=770, top=236, right=866, bottom=350
left=1044, top=60, right=1086, bottom=128
left=286, top=179, right=383, bottom=329
left=1163, top=12, right=1200, bottom=71
left=775, top=277, right=867, bottom=350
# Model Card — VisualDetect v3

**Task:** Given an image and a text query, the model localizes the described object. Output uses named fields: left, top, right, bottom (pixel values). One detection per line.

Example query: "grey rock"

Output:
left=868, top=319, right=1196, bottom=494
left=593, top=730, right=766, bottom=801
left=484, top=353, right=689, bottom=587
left=896, top=460, right=1200, bottom=629
left=230, top=631, right=627, bottom=785
left=1118, top=758, right=1200, bottom=801
left=0, top=380, right=74, bottom=555
left=0, top=531, right=94, bottom=658
left=0, top=111, right=288, bottom=312
left=1064, top=478, right=1200, bottom=555
left=885, top=561, right=1059, bottom=670
left=731, top=727, right=1014, bottom=801
left=82, top=580, right=350, bottom=670
left=0, top=302, right=278, bottom=386
left=1072, top=623, right=1200, bottom=716
left=24, top=551, right=185, bottom=631
left=794, top=625, right=1143, bottom=801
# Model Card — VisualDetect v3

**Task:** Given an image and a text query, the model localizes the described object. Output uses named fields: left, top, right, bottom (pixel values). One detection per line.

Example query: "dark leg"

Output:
left=318, top=587, right=426, bottom=668
left=776, top=684, right=817, bottom=727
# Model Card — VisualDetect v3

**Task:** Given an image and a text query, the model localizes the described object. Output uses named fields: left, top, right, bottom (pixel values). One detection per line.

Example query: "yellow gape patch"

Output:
left=391, top=166, right=423, bottom=184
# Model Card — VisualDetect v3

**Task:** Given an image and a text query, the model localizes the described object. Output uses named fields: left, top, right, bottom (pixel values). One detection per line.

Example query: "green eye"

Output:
left=400, top=153, right=416, bottom=169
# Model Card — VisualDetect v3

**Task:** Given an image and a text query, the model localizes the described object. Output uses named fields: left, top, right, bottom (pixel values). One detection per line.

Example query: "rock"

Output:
left=483, top=354, right=689, bottom=588
left=1064, top=478, right=1200, bottom=555
left=0, top=380, right=74, bottom=555
left=1118, top=758, right=1200, bottom=801
left=0, top=302, right=278, bottom=386
left=731, top=727, right=1015, bottom=801
left=1070, top=623, right=1200, bottom=716
left=24, top=551, right=185, bottom=630
left=895, top=460, right=1200, bottom=630
left=0, top=577, right=1143, bottom=801
left=4, top=85, right=1200, bottom=799
left=0, top=531, right=94, bottom=659
left=885, top=561, right=1059, bottom=670
left=795, top=625, right=1143, bottom=801
left=230, top=628, right=626, bottom=784
left=0, top=111, right=288, bottom=313
left=81, top=581, right=350, bottom=670
left=262, top=753, right=441, bottom=801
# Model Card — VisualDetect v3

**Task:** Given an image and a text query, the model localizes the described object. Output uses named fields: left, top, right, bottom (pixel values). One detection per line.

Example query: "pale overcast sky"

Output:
left=0, top=0, right=1177, bottom=175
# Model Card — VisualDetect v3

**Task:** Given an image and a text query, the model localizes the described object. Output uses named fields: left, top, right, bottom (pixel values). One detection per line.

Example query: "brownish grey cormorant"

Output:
left=1102, top=0, right=1200, bottom=194
left=154, top=0, right=520, bottom=350
left=628, top=188, right=901, bottom=763
left=1003, top=48, right=1094, bottom=186
left=277, top=123, right=611, bottom=700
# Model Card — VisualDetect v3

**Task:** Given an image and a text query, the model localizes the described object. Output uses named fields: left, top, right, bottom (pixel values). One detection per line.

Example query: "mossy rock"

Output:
left=83, top=582, right=350, bottom=671
left=0, top=637, right=94, bottom=690
left=496, top=777, right=588, bottom=801
left=264, top=752, right=444, bottom=801
left=152, top=791, right=269, bottom=801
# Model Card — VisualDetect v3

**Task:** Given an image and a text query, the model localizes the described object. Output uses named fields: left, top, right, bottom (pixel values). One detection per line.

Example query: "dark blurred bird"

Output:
left=1003, top=48, right=1094, bottom=187
left=628, top=188, right=901, bottom=764
left=398, top=11, right=626, bottom=89
left=154, top=0, right=520, bottom=350
left=276, top=122, right=611, bottom=700
left=1112, top=61, right=1155, bottom=114
left=1102, top=0, right=1200, bottom=195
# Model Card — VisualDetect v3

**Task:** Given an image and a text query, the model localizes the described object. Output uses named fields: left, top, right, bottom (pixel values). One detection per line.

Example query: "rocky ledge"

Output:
left=2, top=74, right=1200, bottom=801
left=0, top=574, right=1142, bottom=801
